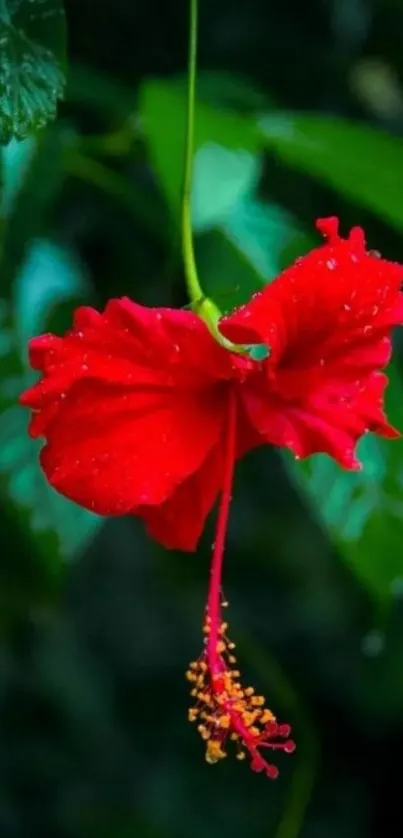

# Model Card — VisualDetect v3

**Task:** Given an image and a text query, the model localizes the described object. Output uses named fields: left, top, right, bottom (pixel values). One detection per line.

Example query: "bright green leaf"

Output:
left=192, top=144, right=303, bottom=307
left=0, top=126, right=68, bottom=295
left=0, top=240, right=101, bottom=562
left=259, top=114, right=403, bottom=232
left=0, top=0, right=66, bottom=143
left=191, top=143, right=260, bottom=232
left=139, top=78, right=260, bottom=216
left=0, top=136, right=35, bottom=214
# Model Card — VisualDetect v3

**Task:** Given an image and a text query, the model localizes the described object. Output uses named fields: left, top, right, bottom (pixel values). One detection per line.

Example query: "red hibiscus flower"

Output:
left=20, top=217, right=403, bottom=777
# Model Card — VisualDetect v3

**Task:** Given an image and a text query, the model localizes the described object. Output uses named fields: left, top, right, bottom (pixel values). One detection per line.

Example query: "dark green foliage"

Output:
left=0, top=0, right=66, bottom=143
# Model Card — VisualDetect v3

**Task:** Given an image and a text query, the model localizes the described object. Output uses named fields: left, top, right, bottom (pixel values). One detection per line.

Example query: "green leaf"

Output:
left=285, top=363, right=403, bottom=604
left=192, top=144, right=303, bottom=308
left=139, top=78, right=260, bottom=216
left=0, top=240, right=101, bottom=562
left=0, top=0, right=66, bottom=143
left=0, top=126, right=68, bottom=295
left=139, top=78, right=296, bottom=306
left=191, top=143, right=260, bottom=232
left=259, top=114, right=403, bottom=232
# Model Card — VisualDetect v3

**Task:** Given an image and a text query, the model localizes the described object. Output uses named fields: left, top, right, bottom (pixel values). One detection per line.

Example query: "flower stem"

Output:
left=182, top=0, right=224, bottom=336
left=182, top=0, right=201, bottom=306
left=207, top=391, right=237, bottom=673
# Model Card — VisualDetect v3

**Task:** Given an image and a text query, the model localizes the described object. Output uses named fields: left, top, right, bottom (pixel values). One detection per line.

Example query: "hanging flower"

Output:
left=20, top=218, right=403, bottom=777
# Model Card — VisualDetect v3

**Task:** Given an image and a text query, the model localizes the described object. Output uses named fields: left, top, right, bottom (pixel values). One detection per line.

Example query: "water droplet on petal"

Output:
left=326, top=258, right=337, bottom=270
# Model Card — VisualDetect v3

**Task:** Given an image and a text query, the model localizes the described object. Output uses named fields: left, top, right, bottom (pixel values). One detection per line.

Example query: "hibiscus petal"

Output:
left=140, top=443, right=223, bottom=551
left=243, top=370, right=397, bottom=469
left=219, top=218, right=403, bottom=366
left=20, top=300, right=230, bottom=519
left=221, top=218, right=403, bottom=468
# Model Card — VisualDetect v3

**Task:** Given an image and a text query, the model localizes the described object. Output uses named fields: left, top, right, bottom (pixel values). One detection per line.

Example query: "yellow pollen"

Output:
left=187, top=602, right=285, bottom=772
left=242, top=711, right=258, bottom=727
left=261, top=709, right=275, bottom=724
left=206, top=740, right=226, bottom=764
left=251, top=696, right=265, bottom=707
left=198, top=725, right=210, bottom=741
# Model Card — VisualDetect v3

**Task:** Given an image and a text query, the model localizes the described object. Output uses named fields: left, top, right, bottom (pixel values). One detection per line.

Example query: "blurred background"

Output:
left=1, top=0, right=403, bottom=836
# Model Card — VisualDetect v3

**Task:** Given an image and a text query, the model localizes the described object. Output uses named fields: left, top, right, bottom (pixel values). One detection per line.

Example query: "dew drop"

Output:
left=326, top=258, right=337, bottom=270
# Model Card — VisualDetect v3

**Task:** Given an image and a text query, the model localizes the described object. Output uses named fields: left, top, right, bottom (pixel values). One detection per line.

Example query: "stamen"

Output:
left=187, top=607, right=295, bottom=778
left=186, top=391, right=295, bottom=778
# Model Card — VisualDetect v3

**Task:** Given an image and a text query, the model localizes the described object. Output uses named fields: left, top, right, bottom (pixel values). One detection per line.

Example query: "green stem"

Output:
left=182, top=0, right=202, bottom=306
left=182, top=0, right=224, bottom=338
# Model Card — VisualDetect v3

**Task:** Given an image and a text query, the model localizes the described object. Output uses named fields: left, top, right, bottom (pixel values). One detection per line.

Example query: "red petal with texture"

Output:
left=140, top=443, right=224, bottom=551
left=20, top=299, right=233, bottom=546
left=220, top=218, right=403, bottom=467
